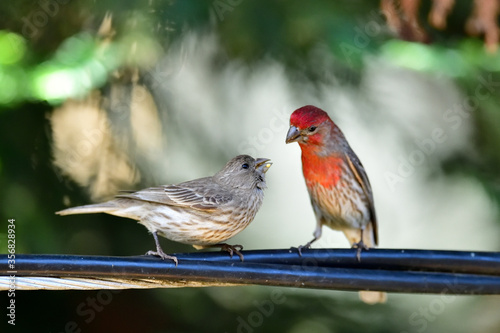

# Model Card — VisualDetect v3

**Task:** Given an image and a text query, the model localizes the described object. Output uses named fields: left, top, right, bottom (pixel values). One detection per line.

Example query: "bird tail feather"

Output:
left=56, top=202, right=118, bottom=216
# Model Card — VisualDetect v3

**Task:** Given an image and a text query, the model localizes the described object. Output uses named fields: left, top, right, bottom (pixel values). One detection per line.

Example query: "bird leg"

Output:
left=351, top=228, right=369, bottom=262
left=208, top=243, right=244, bottom=261
left=297, top=237, right=318, bottom=256
left=146, top=231, right=179, bottom=266
left=297, top=223, right=322, bottom=256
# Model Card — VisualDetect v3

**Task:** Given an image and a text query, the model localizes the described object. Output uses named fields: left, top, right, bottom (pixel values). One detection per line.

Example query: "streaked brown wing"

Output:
left=344, top=151, right=378, bottom=245
left=116, top=187, right=176, bottom=205
left=163, top=185, right=232, bottom=210
left=115, top=180, right=232, bottom=211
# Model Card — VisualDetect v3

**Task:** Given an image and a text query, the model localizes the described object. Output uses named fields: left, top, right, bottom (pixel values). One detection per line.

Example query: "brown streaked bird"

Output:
left=286, top=105, right=386, bottom=304
left=57, top=155, right=272, bottom=265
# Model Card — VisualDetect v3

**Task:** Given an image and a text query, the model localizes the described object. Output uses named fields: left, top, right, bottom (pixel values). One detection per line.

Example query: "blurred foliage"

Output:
left=1, top=1, right=500, bottom=333
left=0, top=1, right=499, bottom=105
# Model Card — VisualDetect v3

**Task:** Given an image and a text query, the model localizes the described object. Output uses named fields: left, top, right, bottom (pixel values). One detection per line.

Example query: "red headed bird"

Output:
left=286, top=105, right=386, bottom=304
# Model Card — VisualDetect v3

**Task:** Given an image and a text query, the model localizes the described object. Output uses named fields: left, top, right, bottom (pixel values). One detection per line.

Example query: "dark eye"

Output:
left=242, top=163, right=249, bottom=169
left=308, top=126, right=317, bottom=132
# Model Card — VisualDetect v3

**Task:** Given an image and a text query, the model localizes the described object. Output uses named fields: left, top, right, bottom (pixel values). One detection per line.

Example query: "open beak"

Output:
left=285, top=125, right=301, bottom=144
left=255, top=158, right=272, bottom=173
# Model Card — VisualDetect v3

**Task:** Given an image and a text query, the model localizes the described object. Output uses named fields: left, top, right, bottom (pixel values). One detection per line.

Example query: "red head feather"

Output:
left=290, top=105, right=333, bottom=129
left=287, top=105, right=348, bottom=186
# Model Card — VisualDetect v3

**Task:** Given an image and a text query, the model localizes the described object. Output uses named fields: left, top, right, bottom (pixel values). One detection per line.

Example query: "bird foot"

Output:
left=146, top=250, right=179, bottom=266
left=351, top=241, right=369, bottom=262
left=295, top=236, right=318, bottom=256
left=297, top=243, right=312, bottom=257
left=215, top=243, right=244, bottom=261
left=148, top=231, right=178, bottom=265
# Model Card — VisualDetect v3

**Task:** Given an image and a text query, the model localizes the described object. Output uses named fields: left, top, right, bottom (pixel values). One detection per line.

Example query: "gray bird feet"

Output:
left=296, top=237, right=318, bottom=256
left=146, top=249, right=179, bottom=266
left=214, top=243, right=244, bottom=261
left=147, top=231, right=178, bottom=265
left=297, top=244, right=311, bottom=257
left=351, top=240, right=369, bottom=262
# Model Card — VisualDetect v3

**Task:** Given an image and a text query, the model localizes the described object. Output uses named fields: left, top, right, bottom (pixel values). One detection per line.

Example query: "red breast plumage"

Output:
left=286, top=105, right=386, bottom=304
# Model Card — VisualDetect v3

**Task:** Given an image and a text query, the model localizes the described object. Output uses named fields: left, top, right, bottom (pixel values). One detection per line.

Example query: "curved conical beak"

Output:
left=255, top=158, right=272, bottom=173
left=285, top=125, right=301, bottom=144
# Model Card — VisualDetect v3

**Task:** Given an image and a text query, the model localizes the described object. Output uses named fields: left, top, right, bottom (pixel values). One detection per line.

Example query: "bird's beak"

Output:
left=285, top=125, right=301, bottom=144
left=255, top=158, right=272, bottom=173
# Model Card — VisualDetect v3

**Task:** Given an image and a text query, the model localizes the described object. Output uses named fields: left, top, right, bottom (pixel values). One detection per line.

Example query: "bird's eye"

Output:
left=308, top=126, right=317, bottom=132
left=242, top=163, right=249, bottom=169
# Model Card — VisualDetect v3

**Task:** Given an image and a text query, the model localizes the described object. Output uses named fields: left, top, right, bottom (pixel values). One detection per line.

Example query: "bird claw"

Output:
left=295, top=236, right=317, bottom=257
left=217, top=243, right=244, bottom=261
left=146, top=250, right=179, bottom=266
left=297, top=243, right=311, bottom=257
left=351, top=241, right=369, bottom=262
left=148, top=231, right=179, bottom=266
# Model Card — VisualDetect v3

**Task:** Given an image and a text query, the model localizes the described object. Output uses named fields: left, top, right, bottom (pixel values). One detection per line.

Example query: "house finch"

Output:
left=286, top=105, right=386, bottom=304
left=57, top=155, right=272, bottom=265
